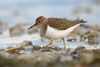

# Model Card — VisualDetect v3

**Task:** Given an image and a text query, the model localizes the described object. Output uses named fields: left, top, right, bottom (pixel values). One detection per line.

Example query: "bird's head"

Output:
left=28, top=16, right=46, bottom=30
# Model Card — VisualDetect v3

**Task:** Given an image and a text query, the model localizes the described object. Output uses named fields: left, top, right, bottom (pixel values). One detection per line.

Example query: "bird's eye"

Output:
left=35, top=20, right=41, bottom=25
left=38, top=20, right=41, bottom=22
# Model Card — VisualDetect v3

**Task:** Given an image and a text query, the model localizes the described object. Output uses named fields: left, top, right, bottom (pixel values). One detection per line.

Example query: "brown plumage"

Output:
left=47, top=18, right=86, bottom=30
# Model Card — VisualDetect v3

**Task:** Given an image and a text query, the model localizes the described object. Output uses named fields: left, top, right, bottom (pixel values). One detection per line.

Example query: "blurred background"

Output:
left=0, top=1, right=100, bottom=67
left=0, top=0, right=100, bottom=24
left=0, top=0, right=100, bottom=48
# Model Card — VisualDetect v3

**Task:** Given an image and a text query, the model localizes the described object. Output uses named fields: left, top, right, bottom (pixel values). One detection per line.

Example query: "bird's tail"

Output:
left=79, top=19, right=87, bottom=23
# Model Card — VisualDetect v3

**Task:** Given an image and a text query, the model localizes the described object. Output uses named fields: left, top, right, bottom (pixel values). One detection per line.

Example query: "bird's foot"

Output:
left=61, top=38, right=67, bottom=50
left=42, top=41, right=55, bottom=48
left=64, top=45, right=67, bottom=49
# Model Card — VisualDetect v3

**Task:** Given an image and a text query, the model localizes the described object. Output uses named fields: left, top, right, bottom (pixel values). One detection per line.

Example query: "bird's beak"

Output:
left=28, top=22, right=39, bottom=30
left=28, top=25, right=34, bottom=30
left=28, top=20, right=41, bottom=30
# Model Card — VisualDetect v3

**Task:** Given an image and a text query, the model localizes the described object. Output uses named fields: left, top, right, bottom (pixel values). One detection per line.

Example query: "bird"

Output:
left=28, top=16, right=86, bottom=49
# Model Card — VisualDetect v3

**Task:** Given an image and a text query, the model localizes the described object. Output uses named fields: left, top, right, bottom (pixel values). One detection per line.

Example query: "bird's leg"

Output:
left=46, top=40, right=55, bottom=47
left=62, top=38, right=67, bottom=49
left=43, top=40, right=55, bottom=48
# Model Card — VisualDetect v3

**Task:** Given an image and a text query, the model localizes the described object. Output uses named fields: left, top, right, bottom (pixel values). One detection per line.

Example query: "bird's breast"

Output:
left=44, top=24, right=80, bottom=39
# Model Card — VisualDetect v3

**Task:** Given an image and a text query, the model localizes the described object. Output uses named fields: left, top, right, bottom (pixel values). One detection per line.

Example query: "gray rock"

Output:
left=72, top=46, right=94, bottom=64
left=9, top=24, right=25, bottom=37
left=18, top=41, right=33, bottom=54
left=74, top=46, right=86, bottom=54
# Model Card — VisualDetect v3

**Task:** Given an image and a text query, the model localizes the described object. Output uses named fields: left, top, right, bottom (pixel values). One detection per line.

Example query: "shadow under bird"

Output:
left=28, top=16, right=86, bottom=49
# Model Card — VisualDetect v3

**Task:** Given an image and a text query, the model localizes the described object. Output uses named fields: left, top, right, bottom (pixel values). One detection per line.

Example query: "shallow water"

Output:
left=0, top=33, right=100, bottom=49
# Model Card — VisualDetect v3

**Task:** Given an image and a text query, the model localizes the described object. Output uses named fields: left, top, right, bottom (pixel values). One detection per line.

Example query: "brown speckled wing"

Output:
left=47, top=18, right=79, bottom=30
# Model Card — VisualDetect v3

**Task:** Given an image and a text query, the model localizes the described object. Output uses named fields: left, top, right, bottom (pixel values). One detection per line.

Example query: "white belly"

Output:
left=45, top=24, right=80, bottom=39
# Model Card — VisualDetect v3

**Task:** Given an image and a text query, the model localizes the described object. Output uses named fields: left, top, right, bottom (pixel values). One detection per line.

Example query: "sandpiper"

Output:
left=28, top=16, right=86, bottom=49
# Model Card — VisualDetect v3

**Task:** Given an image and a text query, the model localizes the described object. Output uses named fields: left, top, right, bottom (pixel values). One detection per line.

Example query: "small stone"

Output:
left=74, top=46, right=86, bottom=54
left=32, top=45, right=41, bottom=50
left=80, top=31, right=100, bottom=45
left=72, top=46, right=94, bottom=64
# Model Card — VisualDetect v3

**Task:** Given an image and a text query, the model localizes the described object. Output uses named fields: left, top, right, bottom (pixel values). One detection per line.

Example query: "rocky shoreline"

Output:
left=0, top=41, right=100, bottom=67
left=0, top=23, right=100, bottom=67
